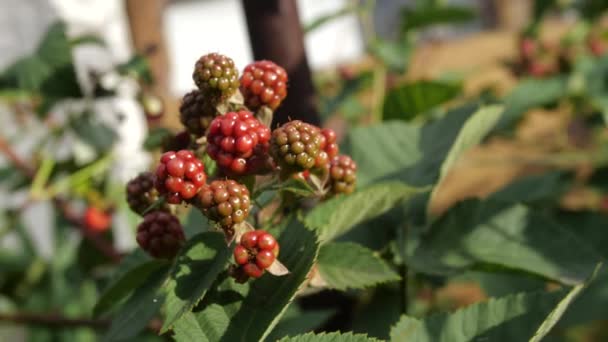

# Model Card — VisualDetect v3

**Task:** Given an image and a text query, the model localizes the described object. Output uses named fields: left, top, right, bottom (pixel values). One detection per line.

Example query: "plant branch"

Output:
left=0, top=136, right=122, bottom=263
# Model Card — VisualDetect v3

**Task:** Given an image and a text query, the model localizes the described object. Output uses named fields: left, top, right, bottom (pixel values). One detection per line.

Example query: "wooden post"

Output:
left=241, top=0, right=320, bottom=126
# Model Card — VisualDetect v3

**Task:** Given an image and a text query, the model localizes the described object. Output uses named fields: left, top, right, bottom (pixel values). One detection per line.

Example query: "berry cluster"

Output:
left=233, top=230, right=279, bottom=278
left=126, top=52, right=357, bottom=284
left=195, top=179, right=251, bottom=234
left=206, top=110, right=271, bottom=175
left=155, top=150, right=207, bottom=204
left=240, top=60, right=288, bottom=111
left=193, top=53, right=240, bottom=100
left=329, top=155, right=357, bottom=195
left=126, top=171, right=167, bottom=215
left=270, top=120, right=324, bottom=172
left=136, top=211, right=185, bottom=259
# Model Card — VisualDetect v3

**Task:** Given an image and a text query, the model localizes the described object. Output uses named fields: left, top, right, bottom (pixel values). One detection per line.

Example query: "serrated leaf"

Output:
left=94, top=249, right=166, bottom=317
left=160, top=232, right=232, bottom=333
left=428, top=105, right=503, bottom=217
left=103, top=265, right=170, bottom=342
left=305, top=182, right=424, bottom=242
left=173, top=219, right=319, bottom=341
left=390, top=286, right=587, bottom=342
left=279, top=331, right=381, bottom=342
left=317, top=242, right=400, bottom=290
left=172, top=312, right=208, bottom=342
left=382, top=80, right=461, bottom=121
left=411, top=200, right=602, bottom=285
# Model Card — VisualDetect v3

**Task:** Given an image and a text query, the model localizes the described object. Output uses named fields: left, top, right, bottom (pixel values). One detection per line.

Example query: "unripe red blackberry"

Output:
left=240, top=60, right=288, bottom=111
left=320, top=128, right=339, bottom=158
left=270, top=120, right=323, bottom=172
left=195, top=179, right=251, bottom=230
left=84, top=207, right=111, bottom=233
left=233, top=230, right=279, bottom=279
left=179, top=90, right=217, bottom=136
left=136, top=211, right=185, bottom=259
left=155, top=150, right=207, bottom=204
left=192, top=53, right=239, bottom=99
left=126, top=172, right=169, bottom=215
left=206, top=110, right=271, bottom=175
left=329, top=155, right=357, bottom=195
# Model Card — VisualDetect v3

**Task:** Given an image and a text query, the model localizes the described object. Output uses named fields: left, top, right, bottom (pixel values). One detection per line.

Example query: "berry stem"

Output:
left=45, top=154, right=114, bottom=198
left=30, top=157, right=55, bottom=199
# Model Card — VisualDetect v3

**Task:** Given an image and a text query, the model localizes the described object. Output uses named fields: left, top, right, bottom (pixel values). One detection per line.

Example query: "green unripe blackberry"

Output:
left=192, top=53, right=240, bottom=100
left=270, top=120, right=323, bottom=172
left=329, top=155, right=357, bottom=195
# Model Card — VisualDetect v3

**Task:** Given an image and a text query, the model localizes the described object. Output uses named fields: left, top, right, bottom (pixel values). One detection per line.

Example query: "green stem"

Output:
left=45, top=154, right=113, bottom=198
left=371, top=64, right=387, bottom=123
left=30, top=157, right=55, bottom=199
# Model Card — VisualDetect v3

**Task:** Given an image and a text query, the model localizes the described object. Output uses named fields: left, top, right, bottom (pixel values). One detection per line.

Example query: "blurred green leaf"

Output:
left=143, top=127, right=172, bottom=151
left=172, top=219, right=319, bottom=341
left=117, top=55, right=153, bottom=84
left=491, top=171, right=570, bottom=204
left=161, top=232, right=232, bottom=333
left=411, top=200, right=602, bottom=285
left=317, top=242, right=399, bottom=290
left=369, top=38, right=412, bottom=72
left=305, top=6, right=355, bottom=33
left=383, top=80, right=461, bottom=121
left=400, top=5, right=476, bottom=34
left=70, top=112, right=117, bottom=151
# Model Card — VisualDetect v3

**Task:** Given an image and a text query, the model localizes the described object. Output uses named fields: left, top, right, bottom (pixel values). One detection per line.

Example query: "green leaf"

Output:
left=172, top=312, right=208, bottom=342
left=411, top=200, right=602, bottom=285
left=428, top=105, right=503, bottom=216
left=266, top=306, right=334, bottom=341
left=70, top=112, right=117, bottom=151
left=491, top=171, right=570, bottom=204
left=401, top=5, right=476, bottom=33
left=279, top=332, right=381, bottom=342
left=173, top=219, right=319, bottom=341
left=343, top=103, right=479, bottom=187
left=36, top=22, right=72, bottom=69
left=161, top=232, right=232, bottom=333
left=103, top=265, right=169, bottom=342
left=382, top=80, right=461, bottom=121
left=390, top=288, right=582, bottom=342
left=435, top=105, right=503, bottom=182
left=94, top=249, right=166, bottom=317
left=497, top=76, right=567, bottom=129
left=317, top=242, right=400, bottom=290
left=143, top=127, right=173, bottom=151
left=182, top=208, right=211, bottom=239
left=117, top=55, right=153, bottom=84
left=529, top=265, right=599, bottom=342
left=305, top=182, right=425, bottom=242
left=369, top=38, right=413, bottom=72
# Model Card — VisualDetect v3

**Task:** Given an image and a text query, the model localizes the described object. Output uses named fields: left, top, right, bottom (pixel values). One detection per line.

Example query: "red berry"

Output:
left=155, top=149, right=207, bottom=203
left=136, top=211, right=185, bottom=259
left=241, top=231, right=258, bottom=249
left=240, top=60, right=288, bottom=111
left=206, top=111, right=271, bottom=175
left=257, top=231, right=277, bottom=251
left=84, top=207, right=111, bottom=233
left=234, top=245, right=249, bottom=265
left=243, top=263, right=264, bottom=278
left=256, top=250, right=276, bottom=269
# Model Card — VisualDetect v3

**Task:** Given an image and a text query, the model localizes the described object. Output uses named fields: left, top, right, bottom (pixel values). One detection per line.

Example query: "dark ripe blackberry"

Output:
left=179, top=89, right=217, bottom=136
left=126, top=172, right=168, bottom=215
left=136, top=211, right=185, bottom=259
